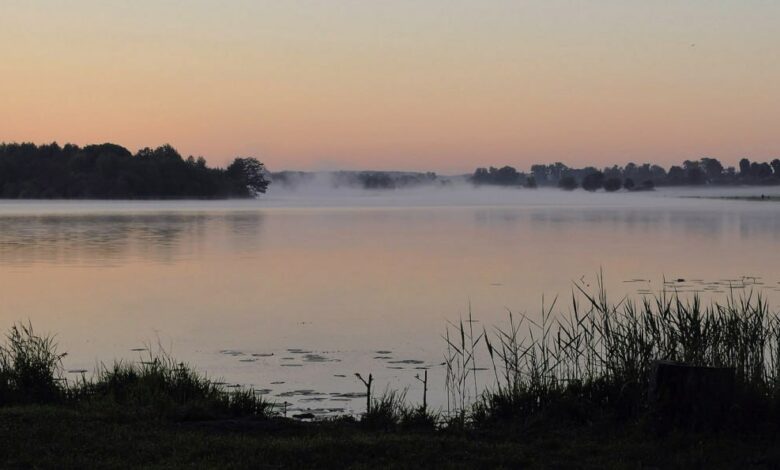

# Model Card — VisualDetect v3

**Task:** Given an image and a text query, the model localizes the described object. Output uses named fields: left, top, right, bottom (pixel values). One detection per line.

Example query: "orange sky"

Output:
left=1, top=1, right=779, bottom=172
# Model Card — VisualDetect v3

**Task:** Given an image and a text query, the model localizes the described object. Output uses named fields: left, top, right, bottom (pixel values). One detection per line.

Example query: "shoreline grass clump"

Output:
left=360, top=388, right=439, bottom=432
left=77, top=349, right=271, bottom=420
left=0, top=327, right=269, bottom=420
left=0, top=322, right=65, bottom=405
left=458, top=277, right=780, bottom=430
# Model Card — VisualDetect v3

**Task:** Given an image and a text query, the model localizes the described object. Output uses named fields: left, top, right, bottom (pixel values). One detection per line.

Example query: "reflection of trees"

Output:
left=475, top=208, right=780, bottom=241
left=0, top=211, right=264, bottom=266
left=224, top=212, right=265, bottom=253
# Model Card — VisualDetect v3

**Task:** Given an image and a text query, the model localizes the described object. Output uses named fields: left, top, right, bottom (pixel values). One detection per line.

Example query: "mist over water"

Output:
left=1, top=184, right=779, bottom=414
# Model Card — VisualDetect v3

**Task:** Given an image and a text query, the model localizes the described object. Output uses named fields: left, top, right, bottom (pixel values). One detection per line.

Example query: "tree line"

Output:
left=0, top=142, right=270, bottom=199
left=471, top=157, right=780, bottom=191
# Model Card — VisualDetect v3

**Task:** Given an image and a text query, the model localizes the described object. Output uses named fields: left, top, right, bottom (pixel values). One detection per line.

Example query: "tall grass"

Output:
left=443, top=304, right=482, bottom=424
left=0, top=322, right=65, bottom=404
left=79, top=349, right=270, bottom=419
left=463, top=276, right=780, bottom=427
left=0, top=326, right=269, bottom=419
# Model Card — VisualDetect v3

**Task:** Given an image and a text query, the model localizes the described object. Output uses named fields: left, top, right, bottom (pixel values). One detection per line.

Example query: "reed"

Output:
left=465, top=275, right=780, bottom=427
left=0, top=322, right=66, bottom=404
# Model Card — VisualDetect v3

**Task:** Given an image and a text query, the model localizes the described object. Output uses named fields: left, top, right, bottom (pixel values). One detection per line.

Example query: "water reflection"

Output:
left=0, top=212, right=264, bottom=266
left=0, top=197, right=779, bottom=413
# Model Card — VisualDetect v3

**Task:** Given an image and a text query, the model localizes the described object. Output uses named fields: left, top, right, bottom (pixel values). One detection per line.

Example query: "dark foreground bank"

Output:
left=2, top=405, right=779, bottom=469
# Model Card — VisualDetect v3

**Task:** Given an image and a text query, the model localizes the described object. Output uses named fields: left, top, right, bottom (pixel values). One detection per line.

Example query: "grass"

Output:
left=76, top=350, right=271, bottom=420
left=0, top=325, right=270, bottom=420
left=445, top=275, right=780, bottom=430
left=0, top=322, right=66, bottom=405
left=2, top=405, right=779, bottom=468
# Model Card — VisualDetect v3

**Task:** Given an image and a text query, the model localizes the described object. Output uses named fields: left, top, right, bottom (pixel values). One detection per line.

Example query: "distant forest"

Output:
left=273, top=157, right=780, bottom=192
left=0, top=142, right=270, bottom=199
left=471, top=157, right=780, bottom=191
left=3, top=142, right=779, bottom=197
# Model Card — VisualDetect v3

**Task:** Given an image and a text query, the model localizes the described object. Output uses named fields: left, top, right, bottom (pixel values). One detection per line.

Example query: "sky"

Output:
left=1, top=1, right=779, bottom=173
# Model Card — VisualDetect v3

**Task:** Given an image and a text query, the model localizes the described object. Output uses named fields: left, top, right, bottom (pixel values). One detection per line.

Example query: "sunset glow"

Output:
left=2, top=1, right=779, bottom=172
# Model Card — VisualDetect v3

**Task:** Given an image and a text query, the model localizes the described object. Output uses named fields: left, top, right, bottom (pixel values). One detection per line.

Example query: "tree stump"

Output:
left=648, top=360, right=735, bottom=431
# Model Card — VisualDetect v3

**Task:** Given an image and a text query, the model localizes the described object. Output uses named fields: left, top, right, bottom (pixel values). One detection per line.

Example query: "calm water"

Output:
left=1, top=186, right=780, bottom=415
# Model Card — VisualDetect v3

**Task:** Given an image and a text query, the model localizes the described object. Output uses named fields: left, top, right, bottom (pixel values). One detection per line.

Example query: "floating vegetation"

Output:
left=277, top=390, right=325, bottom=398
left=219, top=350, right=244, bottom=357
left=330, top=392, right=366, bottom=399
left=303, top=354, right=340, bottom=363
left=287, top=348, right=313, bottom=354
left=388, top=359, right=425, bottom=364
left=251, top=353, right=274, bottom=357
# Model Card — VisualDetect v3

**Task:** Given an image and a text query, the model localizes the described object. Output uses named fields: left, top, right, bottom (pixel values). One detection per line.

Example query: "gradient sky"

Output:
left=1, top=1, right=779, bottom=172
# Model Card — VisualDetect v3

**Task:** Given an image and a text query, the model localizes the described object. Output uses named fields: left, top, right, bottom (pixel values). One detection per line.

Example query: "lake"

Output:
left=1, top=186, right=779, bottom=415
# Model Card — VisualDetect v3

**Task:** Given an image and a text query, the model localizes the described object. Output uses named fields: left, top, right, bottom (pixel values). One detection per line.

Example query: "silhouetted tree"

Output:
left=582, top=171, right=604, bottom=191
left=472, top=168, right=490, bottom=185
left=469, top=165, right=525, bottom=187
left=603, top=177, right=622, bottom=192
left=227, top=157, right=271, bottom=195
left=750, top=162, right=773, bottom=180
left=623, top=178, right=635, bottom=190
left=667, top=166, right=685, bottom=185
left=0, top=142, right=270, bottom=199
left=530, top=164, right=548, bottom=185
left=558, top=176, right=577, bottom=191
left=772, top=159, right=780, bottom=176
left=700, top=157, right=724, bottom=182
left=739, top=158, right=751, bottom=177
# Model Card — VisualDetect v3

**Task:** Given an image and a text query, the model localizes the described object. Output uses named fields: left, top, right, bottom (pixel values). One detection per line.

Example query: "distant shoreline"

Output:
left=684, top=195, right=780, bottom=202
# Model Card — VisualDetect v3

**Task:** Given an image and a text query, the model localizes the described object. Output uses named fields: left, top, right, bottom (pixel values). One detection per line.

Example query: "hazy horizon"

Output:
left=2, top=1, right=779, bottom=172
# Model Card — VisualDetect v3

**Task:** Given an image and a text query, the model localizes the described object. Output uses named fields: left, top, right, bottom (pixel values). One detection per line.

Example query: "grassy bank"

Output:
left=3, top=282, right=780, bottom=467
left=3, top=405, right=780, bottom=468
